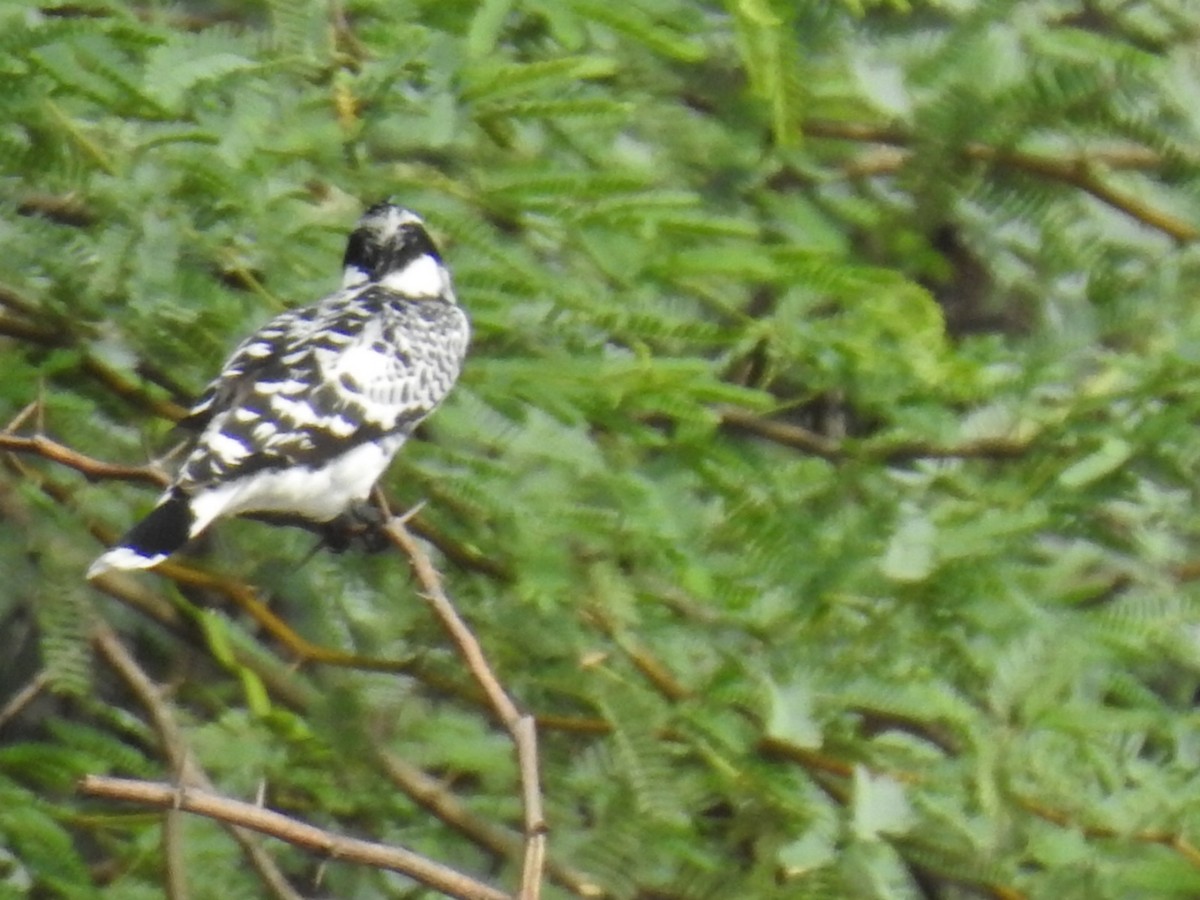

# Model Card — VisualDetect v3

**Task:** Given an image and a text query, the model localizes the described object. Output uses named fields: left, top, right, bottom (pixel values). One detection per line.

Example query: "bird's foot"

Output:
left=318, top=501, right=393, bottom=554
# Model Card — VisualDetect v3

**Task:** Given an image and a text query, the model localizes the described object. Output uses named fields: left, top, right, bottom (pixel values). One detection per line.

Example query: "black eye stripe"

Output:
left=342, top=206, right=443, bottom=284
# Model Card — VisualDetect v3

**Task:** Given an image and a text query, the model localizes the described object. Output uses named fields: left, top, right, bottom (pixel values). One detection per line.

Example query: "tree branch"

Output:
left=90, top=621, right=305, bottom=900
left=716, top=405, right=842, bottom=459
left=963, top=142, right=1197, bottom=242
left=1017, top=794, right=1200, bottom=870
left=155, top=559, right=427, bottom=673
left=78, top=776, right=510, bottom=900
left=0, top=670, right=51, bottom=733
left=376, top=749, right=603, bottom=898
left=716, top=405, right=1034, bottom=462
left=384, top=519, right=546, bottom=900
left=0, top=433, right=168, bottom=485
left=801, top=119, right=1196, bottom=242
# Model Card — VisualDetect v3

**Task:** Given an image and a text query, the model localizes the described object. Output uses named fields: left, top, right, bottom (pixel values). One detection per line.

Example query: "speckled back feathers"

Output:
left=87, top=203, right=468, bottom=577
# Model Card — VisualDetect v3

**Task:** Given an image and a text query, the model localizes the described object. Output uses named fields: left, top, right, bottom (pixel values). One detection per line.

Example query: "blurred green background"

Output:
left=3, top=1, right=1200, bottom=897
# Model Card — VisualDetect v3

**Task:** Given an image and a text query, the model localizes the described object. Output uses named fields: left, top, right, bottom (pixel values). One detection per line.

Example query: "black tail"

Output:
left=87, top=489, right=195, bottom=578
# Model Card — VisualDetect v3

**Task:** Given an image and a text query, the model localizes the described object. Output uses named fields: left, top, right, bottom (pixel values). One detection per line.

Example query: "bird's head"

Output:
left=341, top=202, right=449, bottom=297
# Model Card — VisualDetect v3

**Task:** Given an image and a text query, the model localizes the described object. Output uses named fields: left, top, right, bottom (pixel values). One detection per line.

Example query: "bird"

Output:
left=87, top=202, right=469, bottom=578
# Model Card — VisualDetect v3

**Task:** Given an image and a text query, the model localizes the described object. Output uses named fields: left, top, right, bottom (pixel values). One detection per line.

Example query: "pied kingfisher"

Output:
left=88, top=202, right=469, bottom=577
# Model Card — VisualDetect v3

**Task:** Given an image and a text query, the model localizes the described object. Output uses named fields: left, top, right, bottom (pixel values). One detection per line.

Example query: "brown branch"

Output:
left=408, top=513, right=514, bottom=583
left=0, top=312, right=62, bottom=344
left=376, top=750, right=524, bottom=866
left=840, top=146, right=910, bottom=178
left=716, top=406, right=842, bottom=459
left=0, top=670, right=51, bottom=732
left=964, top=142, right=1198, bottom=243
left=81, top=353, right=190, bottom=422
left=801, top=118, right=1196, bottom=242
left=156, top=559, right=426, bottom=673
left=91, top=624, right=198, bottom=780
left=0, top=433, right=168, bottom=485
left=583, top=608, right=691, bottom=703
left=1172, top=560, right=1200, bottom=583
left=870, top=434, right=1034, bottom=462
left=716, top=405, right=1033, bottom=462
left=377, top=750, right=603, bottom=898
left=105, top=617, right=196, bottom=900
left=757, top=734, right=922, bottom=784
left=1018, top=794, right=1200, bottom=870
left=805, top=119, right=1172, bottom=171
left=802, top=119, right=910, bottom=146
left=0, top=284, right=46, bottom=319
left=89, top=569, right=322, bottom=712
left=17, top=192, right=97, bottom=227
left=533, top=714, right=611, bottom=735
left=90, top=621, right=305, bottom=900
left=0, top=284, right=189, bottom=422
left=384, top=519, right=546, bottom=900
left=163, top=800, right=188, bottom=900
left=78, top=776, right=510, bottom=900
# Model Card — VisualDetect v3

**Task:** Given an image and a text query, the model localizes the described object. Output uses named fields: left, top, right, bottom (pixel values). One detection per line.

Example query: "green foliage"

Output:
left=2, top=0, right=1200, bottom=897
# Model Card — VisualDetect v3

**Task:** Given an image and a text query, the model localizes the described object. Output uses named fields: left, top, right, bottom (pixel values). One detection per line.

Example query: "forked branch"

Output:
left=77, top=514, right=545, bottom=899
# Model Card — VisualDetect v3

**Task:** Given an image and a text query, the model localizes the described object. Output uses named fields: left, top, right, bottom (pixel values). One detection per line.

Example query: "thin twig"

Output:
left=81, top=354, right=191, bottom=422
left=0, top=296, right=189, bottom=421
left=716, top=406, right=842, bottom=459
left=801, top=118, right=1196, bottom=242
left=384, top=519, right=546, bottom=900
left=963, top=142, right=1198, bottom=243
left=0, top=433, right=168, bottom=485
left=156, top=559, right=425, bottom=673
left=78, top=776, right=510, bottom=900
left=85, top=568, right=321, bottom=711
left=583, top=608, right=691, bottom=703
left=17, top=192, right=98, bottom=226
left=163, top=802, right=189, bottom=900
left=0, top=671, right=51, bottom=732
left=0, top=313, right=62, bottom=344
left=1017, top=794, right=1200, bottom=870
left=92, top=625, right=194, bottom=900
left=716, top=405, right=1034, bottom=462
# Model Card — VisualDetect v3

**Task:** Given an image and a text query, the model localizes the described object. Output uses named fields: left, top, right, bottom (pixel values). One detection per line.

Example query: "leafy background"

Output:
left=3, top=0, right=1200, bottom=897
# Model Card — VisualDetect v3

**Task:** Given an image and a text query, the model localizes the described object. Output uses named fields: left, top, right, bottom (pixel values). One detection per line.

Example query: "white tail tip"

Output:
left=86, top=547, right=167, bottom=580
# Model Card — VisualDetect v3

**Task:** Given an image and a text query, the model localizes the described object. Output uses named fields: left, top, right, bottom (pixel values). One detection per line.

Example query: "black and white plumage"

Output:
left=87, top=203, right=469, bottom=578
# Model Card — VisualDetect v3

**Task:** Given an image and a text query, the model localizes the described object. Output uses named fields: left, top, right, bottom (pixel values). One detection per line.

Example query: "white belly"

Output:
left=187, top=434, right=406, bottom=535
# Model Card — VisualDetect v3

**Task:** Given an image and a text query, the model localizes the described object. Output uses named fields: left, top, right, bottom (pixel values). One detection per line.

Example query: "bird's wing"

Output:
left=314, top=287, right=470, bottom=431
left=175, top=287, right=468, bottom=490
left=177, top=305, right=318, bottom=431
